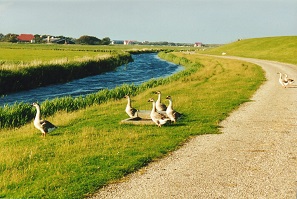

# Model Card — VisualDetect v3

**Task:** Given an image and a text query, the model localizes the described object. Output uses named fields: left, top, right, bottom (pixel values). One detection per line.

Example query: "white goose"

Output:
left=32, top=102, right=57, bottom=137
left=124, top=95, right=138, bottom=118
left=155, top=91, right=167, bottom=111
left=166, top=96, right=181, bottom=123
left=148, top=98, right=170, bottom=127
left=284, top=73, right=294, bottom=85
left=277, top=72, right=289, bottom=88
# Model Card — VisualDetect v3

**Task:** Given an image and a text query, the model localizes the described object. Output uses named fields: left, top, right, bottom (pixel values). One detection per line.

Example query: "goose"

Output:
left=284, top=73, right=294, bottom=85
left=155, top=91, right=167, bottom=111
left=277, top=72, right=289, bottom=88
left=166, top=96, right=182, bottom=123
left=124, top=95, right=138, bottom=118
left=148, top=98, right=170, bottom=127
left=32, top=102, right=57, bottom=137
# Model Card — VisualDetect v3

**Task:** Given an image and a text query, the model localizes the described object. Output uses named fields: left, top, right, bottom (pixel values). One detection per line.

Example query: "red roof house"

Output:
left=194, top=42, right=202, bottom=47
left=17, top=34, right=35, bottom=43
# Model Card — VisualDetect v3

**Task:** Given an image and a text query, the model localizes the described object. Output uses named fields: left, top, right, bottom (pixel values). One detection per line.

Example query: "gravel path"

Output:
left=91, top=57, right=297, bottom=199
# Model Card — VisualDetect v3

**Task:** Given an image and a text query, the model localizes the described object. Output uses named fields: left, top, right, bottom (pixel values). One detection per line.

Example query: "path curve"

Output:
left=91, top=57, right=297, bottom=199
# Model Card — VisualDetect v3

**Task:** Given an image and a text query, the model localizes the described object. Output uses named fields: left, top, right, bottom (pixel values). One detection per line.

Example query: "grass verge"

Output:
left=0, top=52, right=265, bottom=198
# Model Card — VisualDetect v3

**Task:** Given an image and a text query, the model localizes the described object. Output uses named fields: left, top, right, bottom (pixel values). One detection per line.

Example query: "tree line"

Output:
left=0, top=33, right=111, bottom=45
left=0, top=33, right=195, bottom=46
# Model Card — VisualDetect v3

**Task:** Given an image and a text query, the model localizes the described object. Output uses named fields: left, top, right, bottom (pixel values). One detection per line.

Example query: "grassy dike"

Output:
left=0, top=52, right=265, bottom=198
left=201, top=36, right=297, bottom=65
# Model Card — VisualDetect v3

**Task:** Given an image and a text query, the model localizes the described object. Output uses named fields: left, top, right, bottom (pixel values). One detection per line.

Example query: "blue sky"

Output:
left=0, top=0, right=296, bottom=44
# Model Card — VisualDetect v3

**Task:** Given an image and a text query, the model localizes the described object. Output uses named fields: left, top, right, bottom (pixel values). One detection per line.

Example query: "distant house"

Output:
left=17, top=34, right=35, bottom=43
left=194, top=42, right=202, bottom=47
left=124, top=40, right=134, bottom=45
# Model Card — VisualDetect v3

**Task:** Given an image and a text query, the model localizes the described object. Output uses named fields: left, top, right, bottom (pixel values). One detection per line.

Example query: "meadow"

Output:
left=0, top=50, right=265, bottom=198
left=0, top=42, right=183, bottom=68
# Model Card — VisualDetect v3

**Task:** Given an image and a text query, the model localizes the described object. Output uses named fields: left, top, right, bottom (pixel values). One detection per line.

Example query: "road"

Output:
left=91, top=57, right=297, bottom=199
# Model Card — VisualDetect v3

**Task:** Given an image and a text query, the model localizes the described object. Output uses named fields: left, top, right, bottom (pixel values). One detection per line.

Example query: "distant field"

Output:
left=0, top=48, right=107, bottom=63
left=0, top=43, right=111, bottom=62
left=201, top=36, right=297, bottom=65
left=0, top=43, right=189, bottom=65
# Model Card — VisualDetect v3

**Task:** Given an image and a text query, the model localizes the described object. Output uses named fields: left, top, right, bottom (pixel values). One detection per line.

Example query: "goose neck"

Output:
left=35, top=106, right=41, bottom=121
left=127, top=97, right=131, bottom=107
left=157, top=94, right=161, bottom=102
left=151, top=101, right=157, bottom=113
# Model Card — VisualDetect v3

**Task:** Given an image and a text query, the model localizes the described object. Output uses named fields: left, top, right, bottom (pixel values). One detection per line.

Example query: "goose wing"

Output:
left=40, top=120, right=57, bottom=133
left=173, top=111, right=182, bottom=118
left=152, top=112, right=167, bottom=120
left=130, top=107, right=138, bottom=117
left=159, top=103, right=167, bottom=111
left=156, top=102, right=167, bottom=111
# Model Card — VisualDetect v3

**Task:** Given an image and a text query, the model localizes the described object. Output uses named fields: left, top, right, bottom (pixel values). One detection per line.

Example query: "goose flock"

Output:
left=277, top=72, right=294, bottom=88
left=32, top=91, right=181, bottom=137
left=124, top=91, right=182, bottom=127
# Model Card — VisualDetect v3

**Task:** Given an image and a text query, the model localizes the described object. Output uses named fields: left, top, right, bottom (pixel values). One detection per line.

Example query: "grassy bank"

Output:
left=0, top=52, right=265, bottom=198
left=201, top=36, right=297, bottom=65
left=0, top=52, right=132, bottom=95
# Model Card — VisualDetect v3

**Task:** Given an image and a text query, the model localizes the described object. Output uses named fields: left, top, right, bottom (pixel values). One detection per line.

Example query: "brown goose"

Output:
left=148, top=98, right=170, bottom=127
left=284, top=73, right=294, bottom=85
left=155, top=91, right=167, bottom=111
left=32, top=102, right=57, bottom=137
left=124, top=95, right=138, bottom=118
left=277, top=72, right=289, bottom=88
left=166, top=96, right=182, bottom=123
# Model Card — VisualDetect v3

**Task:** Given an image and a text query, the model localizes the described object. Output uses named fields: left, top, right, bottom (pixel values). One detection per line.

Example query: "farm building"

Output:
left=17, top=34, right=35, bottom=43
left=124, top=40, right=135, bottom=45
left=194, top=42, right=202, bottom=47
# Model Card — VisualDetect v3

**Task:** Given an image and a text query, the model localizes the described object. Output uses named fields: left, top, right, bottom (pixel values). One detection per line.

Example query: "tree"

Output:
left=100, top=37, right=111, bottom=45
left=3, top=33, right=18, bottom=43
left=0, top=33, right=4, bottom=41
left=34, top=34, right=43, bottom=43
left=76, top=35, right=101, bottom=45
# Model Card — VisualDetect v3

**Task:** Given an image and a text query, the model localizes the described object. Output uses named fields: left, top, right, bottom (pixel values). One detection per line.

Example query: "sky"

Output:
left=0, top=0, right=296, bottom=44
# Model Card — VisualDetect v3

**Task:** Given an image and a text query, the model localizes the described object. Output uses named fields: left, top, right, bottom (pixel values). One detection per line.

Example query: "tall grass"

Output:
left=0, top=52, right=265, bottom=198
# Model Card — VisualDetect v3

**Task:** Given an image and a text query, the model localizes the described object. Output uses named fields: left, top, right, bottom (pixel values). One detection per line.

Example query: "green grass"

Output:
left=0, top=52, right=265, bottom=198
left=0, top=43, right=191, bottom=70
left=201, top=36, right=297, bottom=65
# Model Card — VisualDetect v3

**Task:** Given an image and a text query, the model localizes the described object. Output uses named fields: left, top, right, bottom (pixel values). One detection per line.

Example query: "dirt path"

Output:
left=91, top=57, right=297, bottom=199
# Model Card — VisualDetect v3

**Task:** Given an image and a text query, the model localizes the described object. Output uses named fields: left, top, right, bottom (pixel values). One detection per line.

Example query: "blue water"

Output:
left=0, top=53, right=183, bottom=106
